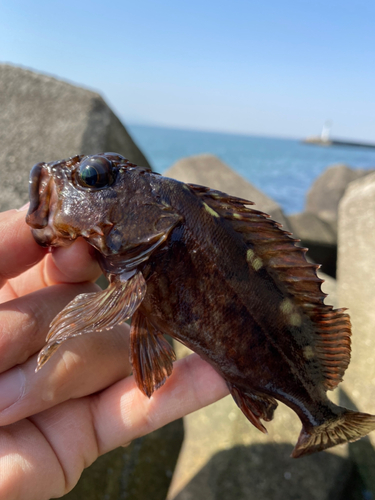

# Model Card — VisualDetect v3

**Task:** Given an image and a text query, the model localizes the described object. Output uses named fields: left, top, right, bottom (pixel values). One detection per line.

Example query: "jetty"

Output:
left=303, top=136, right=375, bottom=149
left=303, top=121, right=375, bottom=149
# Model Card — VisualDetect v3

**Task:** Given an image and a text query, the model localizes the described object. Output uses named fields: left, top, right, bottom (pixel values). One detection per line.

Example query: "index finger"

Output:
left=0, top=210, right=46, bottom=288
left=4, top=212, right=102, bottom=298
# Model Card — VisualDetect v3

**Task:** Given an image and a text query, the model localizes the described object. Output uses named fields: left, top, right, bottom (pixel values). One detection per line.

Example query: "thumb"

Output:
left=44, top=237, right=102, bottom=285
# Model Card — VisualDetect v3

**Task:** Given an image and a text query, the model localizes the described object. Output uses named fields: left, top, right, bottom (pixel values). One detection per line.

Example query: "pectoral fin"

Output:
left=130, top=310, right=176, bottom=398
left=36, top=271, right=147, bottom=371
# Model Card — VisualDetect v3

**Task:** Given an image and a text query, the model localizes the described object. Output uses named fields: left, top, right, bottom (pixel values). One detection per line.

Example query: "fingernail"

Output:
left=0, top=367, right=25, bottom=411
left=17, top=202, right=30, bottom=212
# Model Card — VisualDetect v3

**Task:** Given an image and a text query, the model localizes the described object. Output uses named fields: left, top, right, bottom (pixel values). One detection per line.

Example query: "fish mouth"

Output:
left=26, top=162, right=68, bottom=247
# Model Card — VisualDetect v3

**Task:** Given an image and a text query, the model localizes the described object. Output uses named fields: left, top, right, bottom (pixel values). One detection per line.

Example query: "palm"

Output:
left=0, top=210, right=228, bottom=500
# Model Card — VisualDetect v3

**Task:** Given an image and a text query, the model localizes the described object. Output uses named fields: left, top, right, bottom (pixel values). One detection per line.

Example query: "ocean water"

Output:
left=127, top=124, right=375, bottom=215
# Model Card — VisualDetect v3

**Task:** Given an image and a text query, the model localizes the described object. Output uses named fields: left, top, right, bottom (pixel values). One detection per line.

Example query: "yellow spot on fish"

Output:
left=290, top=313, right=302, bottom=327
left=233, top=213, right=242, bottom=220
left=203, top=203, right=219, bottom=218
left=303, top=345, right=314, bottom=360
left=253, top=257, right=263, bottom=271
left=246, top=249, right=255, bottom=261
left=246, top=249, right=263, bottom=270
left=280, top=299, right=293, bottom=315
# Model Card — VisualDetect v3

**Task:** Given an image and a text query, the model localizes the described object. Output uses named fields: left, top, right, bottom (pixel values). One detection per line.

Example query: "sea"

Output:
left=127, top=124, right=375, bottom=215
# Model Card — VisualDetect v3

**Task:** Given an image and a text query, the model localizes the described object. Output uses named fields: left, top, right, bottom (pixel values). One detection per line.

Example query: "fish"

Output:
left=26, top=152, right=375, bottom=458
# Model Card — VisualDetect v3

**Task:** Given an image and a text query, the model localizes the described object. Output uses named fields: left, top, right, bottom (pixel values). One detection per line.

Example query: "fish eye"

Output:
left=77, top=156, right=113, bottom=189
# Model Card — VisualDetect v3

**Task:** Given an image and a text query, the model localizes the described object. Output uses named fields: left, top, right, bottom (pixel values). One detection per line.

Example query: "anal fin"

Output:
left=228, top=383, right=278, bottom=434
left=130, top=311, right=176, bottom=398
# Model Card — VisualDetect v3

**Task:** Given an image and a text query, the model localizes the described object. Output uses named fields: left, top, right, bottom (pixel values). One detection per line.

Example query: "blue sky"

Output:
left=1, top=0, right=374, bottom=141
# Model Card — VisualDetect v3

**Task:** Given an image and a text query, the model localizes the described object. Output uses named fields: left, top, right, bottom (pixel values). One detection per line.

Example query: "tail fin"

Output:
left=292, top=410, right=375, bottom=458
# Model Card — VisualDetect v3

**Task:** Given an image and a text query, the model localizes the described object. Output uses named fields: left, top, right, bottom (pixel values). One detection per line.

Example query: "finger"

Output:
left=91, top=353, right=229, bottom=454
left=0, top=210, right=46, bottom=289
left=0, top=281, right=19, bottom=304
left=44, top=237, right=102, bottom=286
left=0, top=321, right=131, bottom=425
left=0, top=418, right=68, bottom=500
left=0, top=282, right=99, bottom=373
left=4, top=261, right=49, bottom=300
left=7, top=238, right=102, bottom=299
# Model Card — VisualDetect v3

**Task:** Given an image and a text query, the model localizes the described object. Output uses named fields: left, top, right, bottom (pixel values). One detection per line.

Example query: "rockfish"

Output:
left=26, top=152, right=375, bottom=458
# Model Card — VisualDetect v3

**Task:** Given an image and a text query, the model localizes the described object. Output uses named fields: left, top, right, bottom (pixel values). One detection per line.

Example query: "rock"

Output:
left=0, top=63, right=151, bottom=212
left=288, top=212, right=337, bottom=245
left=288, top=212, right=337, bottom=277
left=170, top=441, right=350, bottom=500
left=319, top=270, right=339, bottom=309
left=306, top=164, right=373, bottom=224
left=337, top=172, right=375, bottom=499
left=337, top=171, right=375, bottom=418
left=167, top=379, right=350, bottom=500
left=338, top=390, right=375, bottom=499
left=62, top=420, right=184, bottom=500
left=293, top=164, right=375, bottom=277
left=165, top=154, right=291, bottom=232
left=290, top=164, right=374, bottom=278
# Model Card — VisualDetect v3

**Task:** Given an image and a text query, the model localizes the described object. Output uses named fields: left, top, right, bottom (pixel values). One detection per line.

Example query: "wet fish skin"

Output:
left=26, top=152, right=375, bottom=458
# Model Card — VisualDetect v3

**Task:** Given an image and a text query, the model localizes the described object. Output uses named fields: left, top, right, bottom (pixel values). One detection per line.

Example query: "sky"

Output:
left=1, top=0, right=374, bottom=141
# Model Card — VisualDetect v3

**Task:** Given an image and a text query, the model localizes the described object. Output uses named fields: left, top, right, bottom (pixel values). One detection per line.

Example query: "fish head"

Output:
left=26, top=153, right=181, bottom=270
left=27, top=153, right=143, bottom=250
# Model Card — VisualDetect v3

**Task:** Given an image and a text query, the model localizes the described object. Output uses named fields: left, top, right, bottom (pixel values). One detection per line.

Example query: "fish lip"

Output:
left=25, top=162, right=68, bottom=247
left=27, top=162, right=46, bottom=223
left=30, top=226, right=58, bottom=247
left=26, top=162, right=50, bottom=229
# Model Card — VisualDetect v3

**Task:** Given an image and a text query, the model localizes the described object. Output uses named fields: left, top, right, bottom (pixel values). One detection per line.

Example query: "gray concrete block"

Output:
left=288, top=212, right=337, bottom=245
left=0, top=63, right=150, bottom=211
left=337, top=172, right=375, bottom=498
left=167, top=380, right=350, bottom=500
left=62, top=420, right=184, bottom=500
left=288, top=212, right=337, bottom=277
left=306, top=164, right=373, bottom=224
left=338, top=172, right=375, bottom=416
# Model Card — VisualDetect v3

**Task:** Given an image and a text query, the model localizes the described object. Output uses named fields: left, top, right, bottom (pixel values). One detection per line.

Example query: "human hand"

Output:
left=0, top=209, right=229, bottom=500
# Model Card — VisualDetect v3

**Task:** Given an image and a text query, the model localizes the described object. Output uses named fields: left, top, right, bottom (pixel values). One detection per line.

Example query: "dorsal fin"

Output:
left=188, top=184, right=351, bottom=391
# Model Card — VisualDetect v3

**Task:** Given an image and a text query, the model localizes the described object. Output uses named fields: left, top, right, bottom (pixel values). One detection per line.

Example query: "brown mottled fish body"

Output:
left=26, top=153, right=375, bottom=458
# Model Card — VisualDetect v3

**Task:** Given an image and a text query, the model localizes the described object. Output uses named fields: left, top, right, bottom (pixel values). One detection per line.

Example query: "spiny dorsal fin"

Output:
left=189, top=184, right=351, bottom=391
